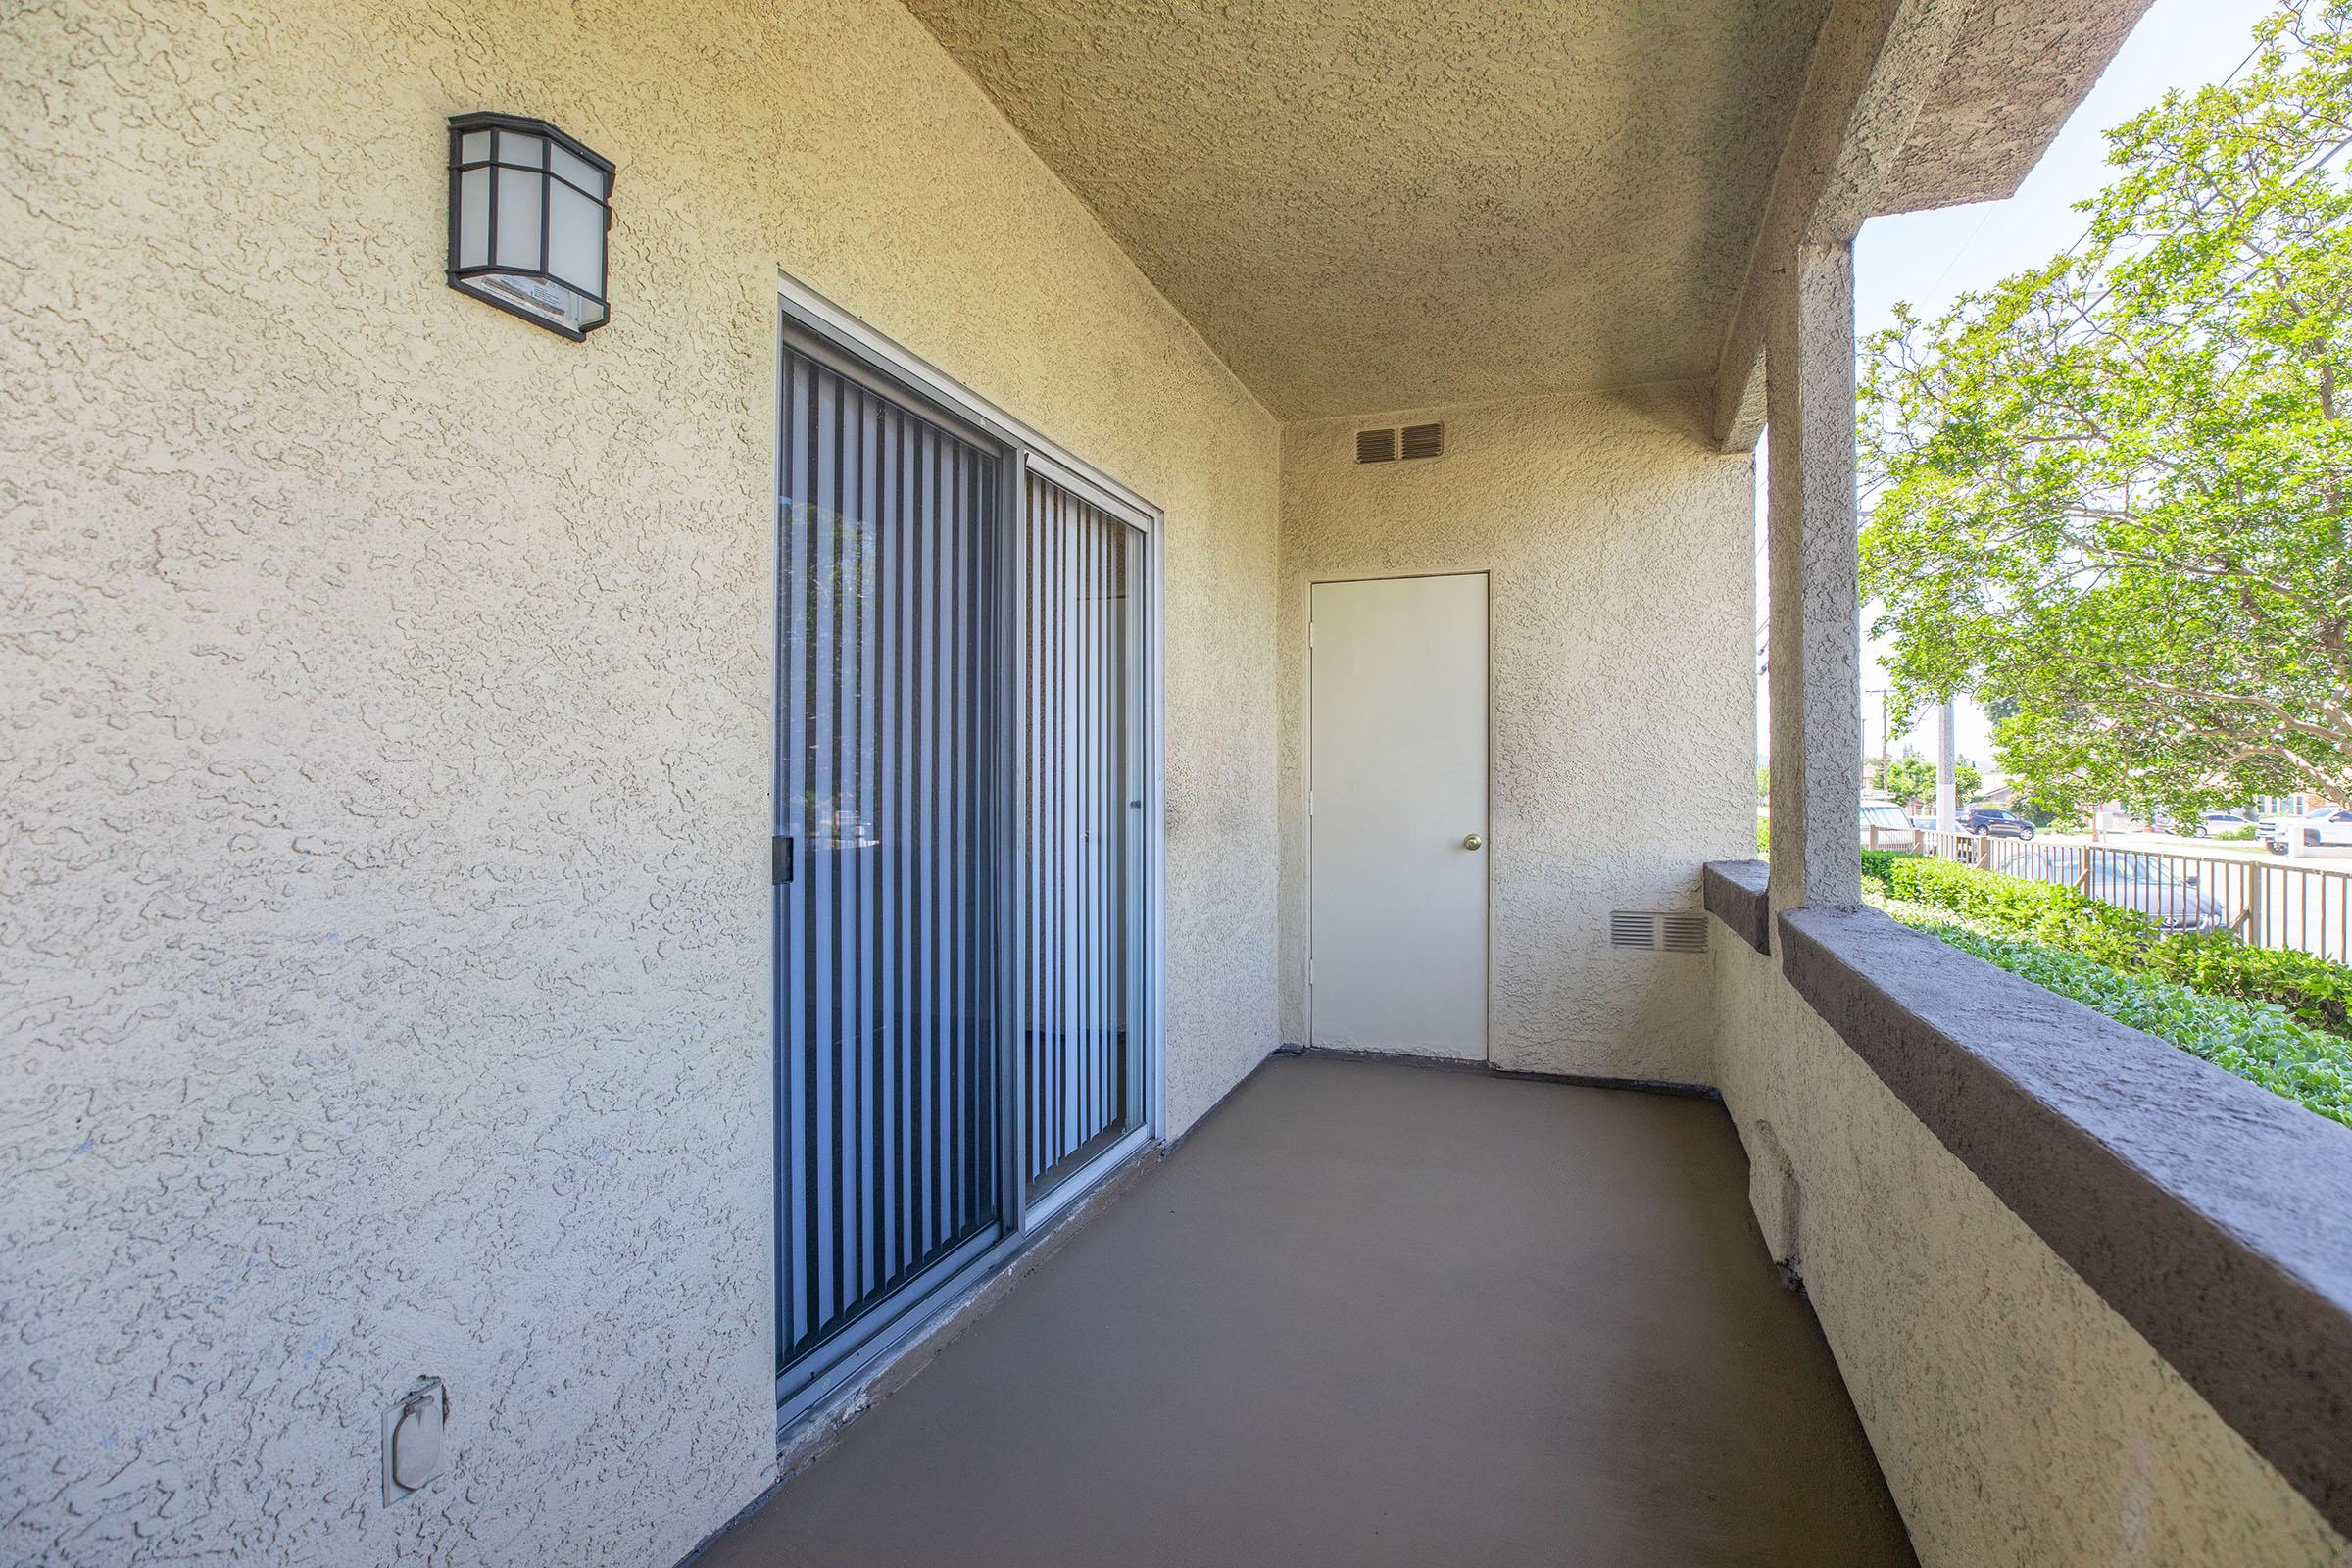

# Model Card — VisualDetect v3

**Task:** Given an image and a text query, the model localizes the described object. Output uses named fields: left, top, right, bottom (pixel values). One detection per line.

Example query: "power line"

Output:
left=2044, top=28, right=2273, bottom=268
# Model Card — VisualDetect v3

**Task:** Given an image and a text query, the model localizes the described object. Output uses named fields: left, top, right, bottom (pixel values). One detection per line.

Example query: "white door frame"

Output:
left=1303, top=569, right=1494, bottom=1060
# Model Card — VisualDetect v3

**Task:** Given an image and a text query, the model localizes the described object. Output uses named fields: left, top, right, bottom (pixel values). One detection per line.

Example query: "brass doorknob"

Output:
left=1462, top=833, right=1485, bottom=851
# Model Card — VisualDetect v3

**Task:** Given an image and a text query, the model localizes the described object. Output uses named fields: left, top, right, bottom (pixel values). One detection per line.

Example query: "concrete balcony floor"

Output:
left=705, top=1054, right=1915, bottom=1567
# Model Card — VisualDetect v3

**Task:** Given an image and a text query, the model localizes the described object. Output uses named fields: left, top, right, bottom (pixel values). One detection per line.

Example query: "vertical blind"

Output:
left=776, top=346, right=1001, bottom=1371
left=1019, top=473, right=1139, bottom=1192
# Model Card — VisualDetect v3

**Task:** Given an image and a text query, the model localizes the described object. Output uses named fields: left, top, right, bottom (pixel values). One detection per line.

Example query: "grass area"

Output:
left=1864, top=857, right=2352, bottom=1131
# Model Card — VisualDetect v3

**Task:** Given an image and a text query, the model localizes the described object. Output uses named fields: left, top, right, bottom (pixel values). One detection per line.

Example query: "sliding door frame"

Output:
left=768, top=274, right=1165, bottom=1433
left=1012, top=448, right=1156, bottom=1231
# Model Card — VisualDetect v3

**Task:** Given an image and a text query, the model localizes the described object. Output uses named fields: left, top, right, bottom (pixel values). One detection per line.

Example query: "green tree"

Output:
left=1859, top=3, right=2352, bottom=822
left=1877, top=753, right=1984, bottom=810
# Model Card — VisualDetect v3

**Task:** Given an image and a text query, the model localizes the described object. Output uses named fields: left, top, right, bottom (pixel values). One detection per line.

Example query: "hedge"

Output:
left=1883, top=907, right=2352, bottom=1132
left=1861, top=849, right=2352, bottom=1039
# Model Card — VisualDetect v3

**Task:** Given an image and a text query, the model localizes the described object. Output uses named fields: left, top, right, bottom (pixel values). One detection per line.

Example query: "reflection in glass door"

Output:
left=1019, top=473, right=1145, bottom=1200
left=775, top=343, right=1002, bottom=1396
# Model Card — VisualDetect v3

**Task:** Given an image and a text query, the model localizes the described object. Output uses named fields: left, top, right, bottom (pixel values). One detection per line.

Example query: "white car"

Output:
left=2013, top=847, right=2228, bottom=931
left=2157, top=810, right=2254, bottom=837
left=2286, top=815, right=2352, bottom=856
left=2259, top=807, right=2352, bottom=854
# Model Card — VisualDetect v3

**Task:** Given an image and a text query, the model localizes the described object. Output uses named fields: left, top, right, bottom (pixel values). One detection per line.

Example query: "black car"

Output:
left=1956, top=807, right=2035, bottom=840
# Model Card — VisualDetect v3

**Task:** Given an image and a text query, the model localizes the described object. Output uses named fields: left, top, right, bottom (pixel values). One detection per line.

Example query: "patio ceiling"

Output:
left=903, top=0, right=1832, bottom=419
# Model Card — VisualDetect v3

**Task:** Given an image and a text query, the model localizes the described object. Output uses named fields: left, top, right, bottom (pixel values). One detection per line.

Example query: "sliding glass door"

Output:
left=1018, top=473, right=1145, bottom=1199
left=775, top=342, right=1002, bottom=1395
left=774, top=307, right=1152, bottom=1413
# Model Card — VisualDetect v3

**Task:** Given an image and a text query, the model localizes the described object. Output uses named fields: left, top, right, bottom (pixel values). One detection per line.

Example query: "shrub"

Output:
left=2140, top=933, right=2352, bottom=1038
left=1862, top=850, right=2152, bottom=957
left=1756, top=817, right=1770, bottom=858
left=1860, top=849, right=2352, bottom=1038
left=2214, top=825, right=2259, bottom=841
left=1892, top=914, right=2352, bottom=1132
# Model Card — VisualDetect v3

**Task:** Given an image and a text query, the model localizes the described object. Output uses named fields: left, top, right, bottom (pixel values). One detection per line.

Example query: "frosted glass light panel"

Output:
left=447, top=114, right=613, bottom=339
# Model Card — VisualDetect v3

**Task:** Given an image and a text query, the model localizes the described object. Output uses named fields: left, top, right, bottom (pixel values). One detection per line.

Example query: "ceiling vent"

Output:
left=1400, top=421, right=1445, bottom=460
left=1355, top=428, right=1396, bottom=464
left=1610, top=911, right=1709, bottom=954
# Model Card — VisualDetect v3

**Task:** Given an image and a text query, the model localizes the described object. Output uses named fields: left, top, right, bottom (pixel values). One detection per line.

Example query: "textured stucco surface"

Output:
left=1711, top=0, right=2147, bottom=449
left=1278, top=385, right=1754, bottom=1080
left=1712, top=932, right=2352, bottom=1567
left=1776, top=905, right=2352, bottom=1539
left=1764, top=241, right=1865, bottom=913
left=903, top=0, right=1831, bottom=418
left=1701, top=859, right=1773, bottom=955
left=0, top=2, right=1279, bottom=1563
left=1882, top=0, right=2158, bottom=216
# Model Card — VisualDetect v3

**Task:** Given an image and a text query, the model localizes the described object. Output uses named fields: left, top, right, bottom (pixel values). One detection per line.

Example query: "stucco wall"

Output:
left=0, top=2, right=1279, bottom=1563
left=1278, top=384, right=1754, bottom=1080
left=1711, top=933, right=2352, bottom=1566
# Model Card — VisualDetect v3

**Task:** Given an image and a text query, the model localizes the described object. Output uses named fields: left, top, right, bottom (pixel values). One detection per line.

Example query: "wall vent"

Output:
left=1610, top=911, right=1709, bottom=954
left=1609, top=910, right=1657, bottom=950
left=1399, top=421, right=1445, bottom=460
left=1355, top=428, right=1397, bottom=464
left=1662, top=912, right=1709, bottom=954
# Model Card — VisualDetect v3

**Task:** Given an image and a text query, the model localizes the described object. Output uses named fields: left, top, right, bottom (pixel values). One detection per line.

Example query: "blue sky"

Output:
left=1758, top=0, right=2278, bottom=775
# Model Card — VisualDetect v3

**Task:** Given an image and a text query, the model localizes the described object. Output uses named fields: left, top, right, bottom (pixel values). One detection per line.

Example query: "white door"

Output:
left=1308, top=573, right=1489, bottom=1059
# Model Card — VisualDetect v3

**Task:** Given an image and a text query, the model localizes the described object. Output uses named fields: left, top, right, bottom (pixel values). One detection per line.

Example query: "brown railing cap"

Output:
left=1702, top=859, right=1772, bottom=955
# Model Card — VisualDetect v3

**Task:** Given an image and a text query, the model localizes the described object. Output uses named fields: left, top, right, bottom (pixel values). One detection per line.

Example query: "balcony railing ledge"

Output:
left=1701, top=858, right=1773, bottom=954
left=1774, top=903, right=2352, bottom=1541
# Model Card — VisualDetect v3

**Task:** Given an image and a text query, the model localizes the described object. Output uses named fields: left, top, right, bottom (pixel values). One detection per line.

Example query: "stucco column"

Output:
left=1764, top=240, right=1864, bottom=912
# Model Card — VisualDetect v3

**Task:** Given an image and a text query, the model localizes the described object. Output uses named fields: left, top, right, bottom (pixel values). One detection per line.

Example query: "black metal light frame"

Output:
left=446, top=112, right=615, bottom=340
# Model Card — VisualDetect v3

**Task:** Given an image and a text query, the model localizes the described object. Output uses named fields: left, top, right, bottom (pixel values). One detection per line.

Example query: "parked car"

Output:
left=2153, top=809, right=2255, bottom=837
left=2013, top=847, right=2228, bottom=932
left=1956, top=807, right=2035, bottom=840
left=1909, top=814, right=1939, bottom=831
left=1860, top=802, right=1913, bottom=840
left=2284, top=816, right=2352, bottom=856
left=2259, top=806, right=2352, bottom=855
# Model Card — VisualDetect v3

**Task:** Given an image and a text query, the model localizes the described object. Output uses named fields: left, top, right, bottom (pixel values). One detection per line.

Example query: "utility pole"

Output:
left=1864, top=687, right=1894, bottom=790
left=1936, top=697, right=1959, bottom=832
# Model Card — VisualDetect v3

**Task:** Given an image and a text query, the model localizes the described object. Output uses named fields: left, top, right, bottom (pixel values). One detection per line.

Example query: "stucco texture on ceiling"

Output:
left=905, top=0, right=1831, bottom=418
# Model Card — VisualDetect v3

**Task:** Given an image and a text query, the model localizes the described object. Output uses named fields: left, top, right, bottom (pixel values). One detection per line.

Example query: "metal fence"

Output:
left=1904, top=830, right=2352, bottom=964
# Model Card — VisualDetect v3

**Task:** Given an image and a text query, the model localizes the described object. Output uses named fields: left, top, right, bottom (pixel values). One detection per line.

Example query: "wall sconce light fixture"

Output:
left=447, top=113, right=614, bottom=339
